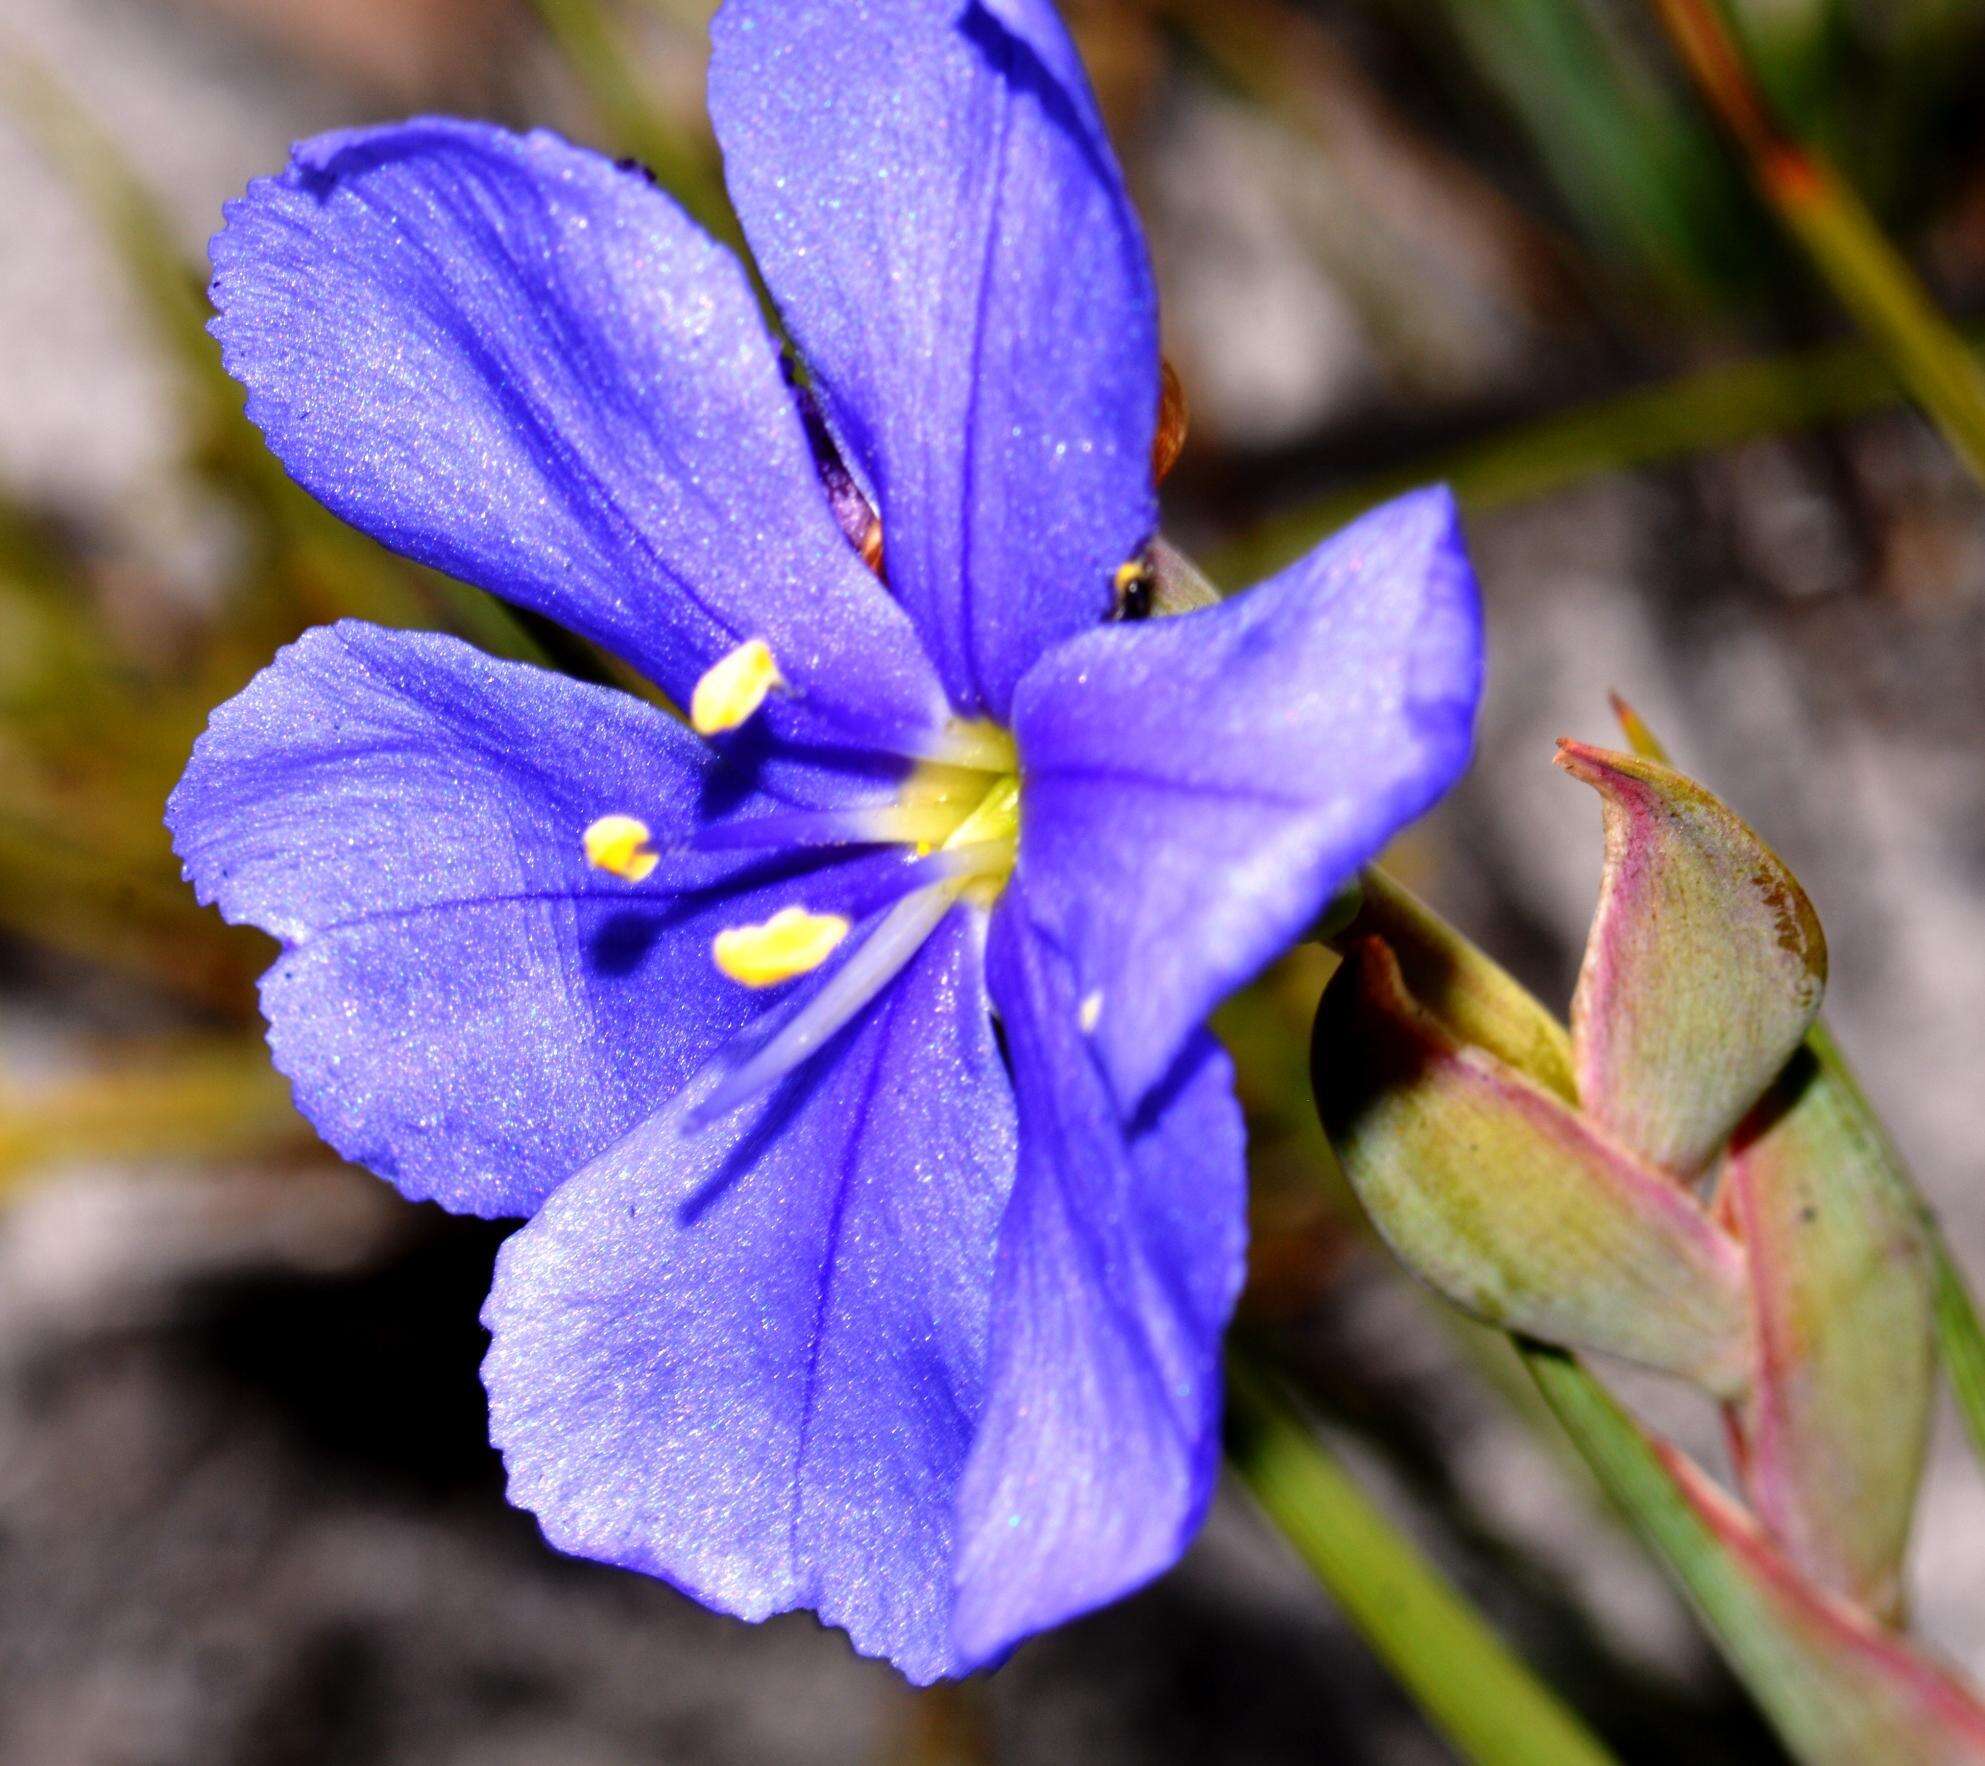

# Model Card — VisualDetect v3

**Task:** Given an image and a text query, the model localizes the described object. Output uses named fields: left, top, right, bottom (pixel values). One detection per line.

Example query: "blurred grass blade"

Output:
left=1934, top=1238, right=1985, bottom=1468
left=528, top=0, right=740, bottom=249
left=1524, top=1345, right=1985, bottom=1766
left=0, top=810, right=258, bottom=1010
left=1409, top=0, right=1753, bottom=299
left=1212, top=326, right=1974, bottom=581
left=0, top=1043, right=305, bottom=1194
left=1227, top=1358, right=1618, bottom=1766
left=1650, top=0, right=1985, bottom=488
left=1722, top=0, right=1844, bottom=169
left=1772, top=169, right=1985, bottom=487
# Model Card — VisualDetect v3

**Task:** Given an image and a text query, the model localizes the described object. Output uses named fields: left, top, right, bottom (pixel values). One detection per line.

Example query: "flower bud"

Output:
left=1558, top=741, right=1826, bottom=1179
left=1315, top=937, right=1750, bottom=1394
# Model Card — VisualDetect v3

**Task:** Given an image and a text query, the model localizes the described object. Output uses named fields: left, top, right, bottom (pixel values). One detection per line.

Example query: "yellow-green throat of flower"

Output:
left=580, top=640, right=1019, bottom=1002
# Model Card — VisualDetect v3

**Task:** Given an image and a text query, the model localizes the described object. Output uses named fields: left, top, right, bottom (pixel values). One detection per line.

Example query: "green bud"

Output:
left=1336, top=867, right=1576, bottom=1102
left=1315, top=937, right=1750, bottom=1394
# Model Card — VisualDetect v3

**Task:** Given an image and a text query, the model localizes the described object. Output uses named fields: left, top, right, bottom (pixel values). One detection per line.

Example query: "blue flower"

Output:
left=166, top=0, right=1482, bottom=1682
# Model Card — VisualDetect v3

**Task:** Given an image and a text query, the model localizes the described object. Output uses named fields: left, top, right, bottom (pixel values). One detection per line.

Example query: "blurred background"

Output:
left=1, top=0, right=1982, bottom=1759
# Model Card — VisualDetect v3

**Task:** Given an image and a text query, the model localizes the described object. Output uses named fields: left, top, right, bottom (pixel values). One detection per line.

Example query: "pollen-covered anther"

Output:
left=583, top=813, right=659, bottom=882
left=713, top=905, right=851, bottom=988
left=691, top=637, right=784, bottom=736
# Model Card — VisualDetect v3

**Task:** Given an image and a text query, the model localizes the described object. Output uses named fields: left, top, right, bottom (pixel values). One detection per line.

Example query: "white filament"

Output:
left=688, top=875, right=970, bottom=1126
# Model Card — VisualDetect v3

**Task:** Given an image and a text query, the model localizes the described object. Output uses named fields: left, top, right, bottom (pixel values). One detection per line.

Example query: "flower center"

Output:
left=885, top=724, right=1020, bottom=903
left=678, top=730, right=1020, bottom=1126
left=575, top=656, right=1022, bottom=1125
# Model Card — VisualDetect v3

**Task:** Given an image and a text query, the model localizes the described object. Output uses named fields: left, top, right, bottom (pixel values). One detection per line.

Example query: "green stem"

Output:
left=1769, top=170, right=1985, bottom=487
left=1518, top=1343, right=1985, bottom=1764
left=1933, top=1235, right=1985, bottom=1468
left=1521, top=1344, right=1761, bottom=1638
left=1226, top=1357, right=1618, bottom=1766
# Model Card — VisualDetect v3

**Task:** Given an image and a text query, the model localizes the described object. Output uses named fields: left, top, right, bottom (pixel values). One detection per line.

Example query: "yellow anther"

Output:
left=584, top=814, right=659, bottom=882
left=1079, top=990, right=1103, bottom=1033
left=712, top=905, right=850, bottom=988
left=691, top=637, right=784, bottom=736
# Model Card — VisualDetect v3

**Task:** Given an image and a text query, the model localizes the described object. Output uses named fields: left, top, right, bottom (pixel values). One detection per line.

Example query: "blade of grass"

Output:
left=0, top=811, right=258, bottom=1010
left=1649, top=0, right=1985, bottom=489
left=527, top=0, right=739, bottom=250
left=1934, top=1237, right=1985, bottom=1467
left=1520, top=1345, right=1779, bottom=1664
left=1227, top=1356, right=1619, bottom=1766
left=0, top=1042, right=306, bottom=1194
left=1392, top=0, right=1753, bottom=300
left=1212, top=327, right=1951, bottom=580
